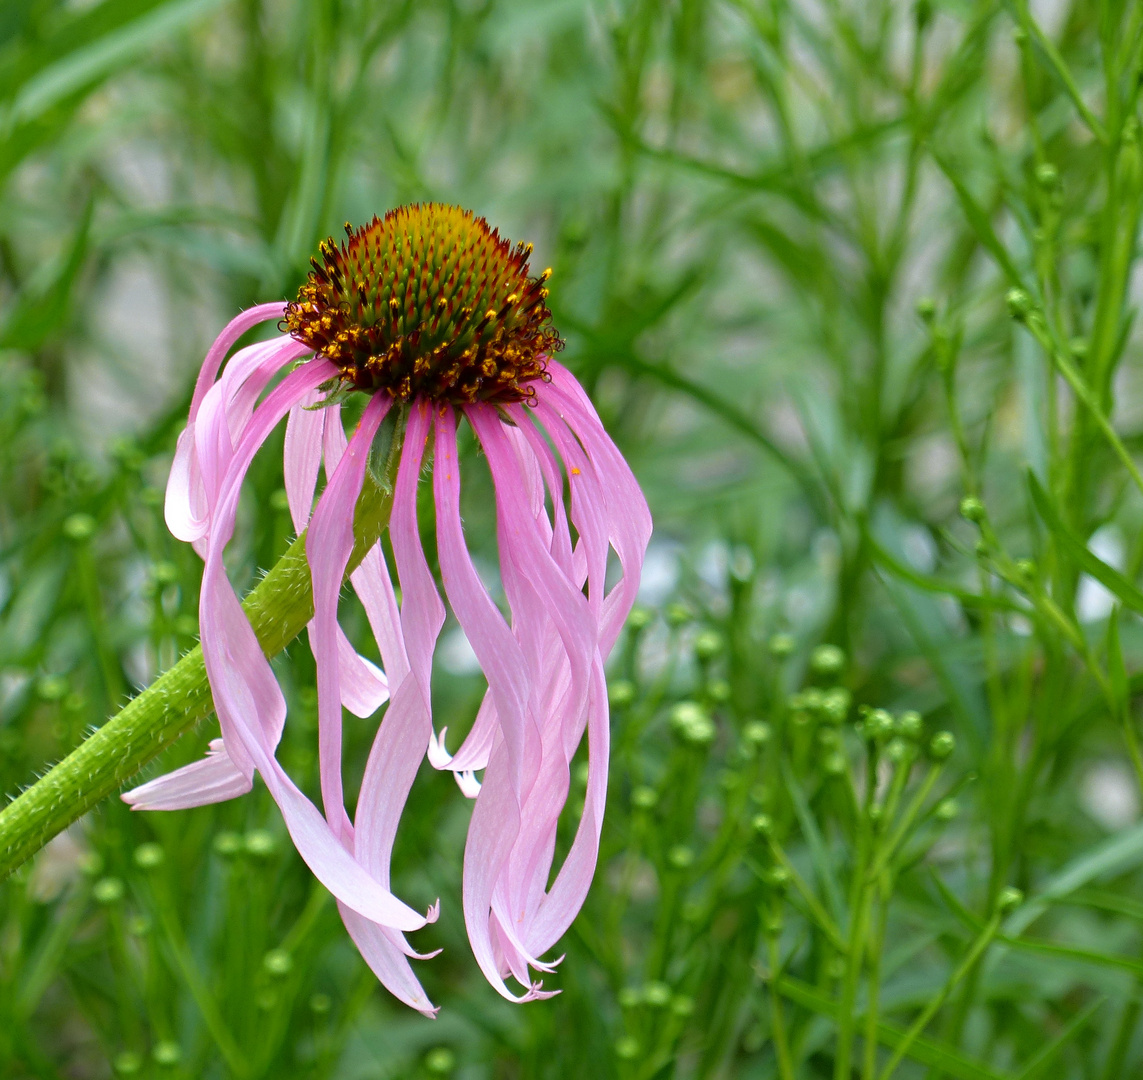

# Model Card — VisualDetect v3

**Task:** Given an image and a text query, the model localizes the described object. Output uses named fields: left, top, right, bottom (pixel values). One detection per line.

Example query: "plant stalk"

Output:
left=0, top=474, right=395, bottom=881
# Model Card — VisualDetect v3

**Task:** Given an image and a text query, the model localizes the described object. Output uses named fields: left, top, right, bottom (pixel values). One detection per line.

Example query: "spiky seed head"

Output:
left=284, top=204, right=563, bottom=405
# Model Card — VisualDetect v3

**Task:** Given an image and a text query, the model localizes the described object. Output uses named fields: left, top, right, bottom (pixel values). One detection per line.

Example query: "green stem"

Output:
left=835, top=747, right=878, bottom=1080
left=878, top=914, right=1003, bottom=1080
left=0, top=474, right=395, bottom=881
left=766, top=921, right=796, bottom=1080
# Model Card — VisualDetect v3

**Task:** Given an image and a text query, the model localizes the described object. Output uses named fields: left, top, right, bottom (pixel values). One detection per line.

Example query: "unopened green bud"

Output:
left=113, top=1051, right=143, bottom=1076
left=824, top=751, right=848, bottom=776
left=151, top=561, right=179, bottom=587
left=668, top=845, right=694, bottom=870
left=708, top=678, right=732, bottom=703
left=631, top=785, right=658, bottom=810
left=665, top=603, right=693, bottom=627
left=743, top=720, right=772, bottom=746
left=996, top=886, right=1024, bottom=913
left=670, top=701, right=715, bottom=745
left=263, top=949, right=293, bottom=978
left=1034, top=162, right=1059, bottom=189
left=626, top=606, right=653, bottom=631
left=213, top=831, right=242, bottom=857
left=133, top=842, right=164, bottom=870
left=93, top=877, right=124, bottom=905
left=886, top=737, right=913, bottom=764
left=670, top=994, right=695, bottom=1017
left=959, top=496, right=985, bottom=523
left=618, top=986, right=642, bottom=1008
left=694, top=629, right=724, bottom=660
left=751, top=813, right=774, bottom=837
left=153, top=1042, right=181, bottom=1067
left=1005, top=287, right=1032, bottom=320
left=929, top=731, right=956, bottom=760
left=608, top=679, right=636, bottom=707
left=63, top=513, right=96, bottom=542
left=821, top=687, right=851, bottom=724
left=896, top=710, right=923, bottom=740
left=643, top=981, right=671, bottom=1007
left=615, top=1037, right=640, bottom=1060
left=244, top=830, right=276, bottom=858
left=765, top=865, right=791, bottom=890
left=425, top=1047, right=456, bottom=1075
left=915, top=296, right=937, bottom=322
left=1015, top=558, right=1036, bottom=580
left=864, top=708, right=894, bottom=741
left=768, top=633, right=795, bottom=658
left=811, top=644, right=845, bottom=676
left=934, top=797, right=960, bottom=822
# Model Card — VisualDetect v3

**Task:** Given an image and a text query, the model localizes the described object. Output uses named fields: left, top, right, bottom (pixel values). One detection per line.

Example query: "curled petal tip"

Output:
left=456, top=770, right=481, bottom=798
left=526, top=981, right=560, bottom=1002
left=427, top=727, right=454, bottom=768
left=427, top=899, right=442, bottom=923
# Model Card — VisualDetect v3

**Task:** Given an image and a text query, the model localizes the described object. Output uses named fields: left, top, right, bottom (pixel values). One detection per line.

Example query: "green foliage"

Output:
left=2, top=0, right=1143, bottom=1076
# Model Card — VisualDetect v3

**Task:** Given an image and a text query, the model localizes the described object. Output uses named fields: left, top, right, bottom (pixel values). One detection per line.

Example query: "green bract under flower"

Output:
left=284, top=203, right=563, bottom=404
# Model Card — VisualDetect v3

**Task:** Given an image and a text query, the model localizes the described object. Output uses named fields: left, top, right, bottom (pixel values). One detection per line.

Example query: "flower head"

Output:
left=284, top=204, right=561, bottom=403
left=123, top=204, right=651, bottom=1014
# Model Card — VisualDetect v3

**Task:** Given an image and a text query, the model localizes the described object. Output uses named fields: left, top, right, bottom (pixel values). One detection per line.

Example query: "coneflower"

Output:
left=123, top=204, right=651, bottom=1014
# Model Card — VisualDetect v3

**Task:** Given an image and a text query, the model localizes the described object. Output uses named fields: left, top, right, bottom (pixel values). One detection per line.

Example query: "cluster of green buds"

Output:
left=788, top=685, right=852, bottom=727
left=853, top=706, right=954, bottom=762
left=669, top=701, right=716, bottom=746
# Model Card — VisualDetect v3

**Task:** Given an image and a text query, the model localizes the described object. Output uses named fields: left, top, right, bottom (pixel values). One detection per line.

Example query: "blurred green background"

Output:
left=4, top=0, right=1143, bottom=1077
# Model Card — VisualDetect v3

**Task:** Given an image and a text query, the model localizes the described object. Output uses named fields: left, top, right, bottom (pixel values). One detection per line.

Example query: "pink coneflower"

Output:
left=123, top=204, right=651, bottom=1014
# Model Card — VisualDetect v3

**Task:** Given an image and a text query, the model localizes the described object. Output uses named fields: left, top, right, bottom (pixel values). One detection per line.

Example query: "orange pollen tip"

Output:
left=283, top=203, right=563, bottom=405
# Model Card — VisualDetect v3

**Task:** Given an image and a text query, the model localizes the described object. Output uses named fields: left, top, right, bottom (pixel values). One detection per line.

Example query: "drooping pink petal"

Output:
left=460, top=406, right=603, bottom=989
left=167, top=333, right=309, bottom=551
left=285, top=398, right=393, bottom=718
left=187, top=302, right=287, bottom=421
left=123, top=739, right=251, bottom=810
left=355, top=403, right=443, bottom=880
left=165, top=360, right=430, bottom=933
left=350, top=544, right=409, bottom=689
left=541, top=361, right=652, bottom=654
left=284, top=388, right=327, bottom=534
left=433, top=409, right=539, bottom=795
left=348, top=402, right=446, bottom=987
left=333, top=631, right=389, bottom=718
left=340, top=904, right=440, bottom=1017
left=306, top=393, right=391, bottom=844
left=459, top=731, right=555, bottom=1002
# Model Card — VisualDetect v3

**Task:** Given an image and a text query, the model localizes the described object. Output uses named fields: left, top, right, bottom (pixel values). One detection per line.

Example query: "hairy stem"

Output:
left=0, top=474, right=395, bottom=881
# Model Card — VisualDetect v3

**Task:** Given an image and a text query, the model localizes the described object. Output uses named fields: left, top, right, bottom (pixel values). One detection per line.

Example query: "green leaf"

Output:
left=781, top=760, right=845, bottom=925
left=0, top=198, right=92, bottom=351
left=774, top=976, right=1010, bottom=1080
left=3, top=0, right=228, bottom=127
left=1106, top=607, right=1128, bottom=720
left=1011, top=996, right=1105, bottom=1080
left=1027, top=471, right=1143, bottom=616
left=930, top=149, right=1025, bottom=288
left=1005, top=819, right=1143, bottom=936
